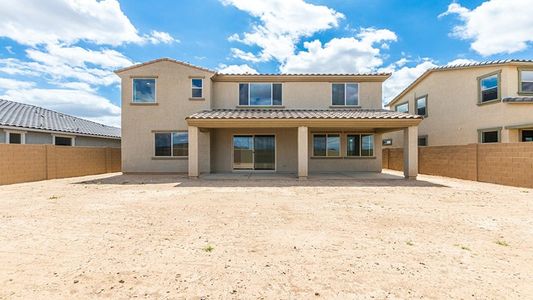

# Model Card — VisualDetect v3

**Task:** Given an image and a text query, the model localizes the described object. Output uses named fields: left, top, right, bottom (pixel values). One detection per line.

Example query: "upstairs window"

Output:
left=54, top=136, right=73, bottom=146
left=395, top=102, right=409, bottom=113
left=347, top=134, right=374, bottom=157
left=154, top=132, right=188, bottom=157
left=239, top=83, right=282, bottom=106
left=332, top=83, right=359, bottom=106
left=133, top=78, right=156, bottom=103
left=415, top=95, right=427, bottom=117
left=519, top=69, right=533, bottom=94
left=478, top=72, right=500, bottom=103
left=191, top=78, right=203, bottom=98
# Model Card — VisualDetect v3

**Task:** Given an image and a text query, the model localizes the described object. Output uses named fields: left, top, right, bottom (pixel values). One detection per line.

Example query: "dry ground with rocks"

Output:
left=0, top=171, right=532, bottom=299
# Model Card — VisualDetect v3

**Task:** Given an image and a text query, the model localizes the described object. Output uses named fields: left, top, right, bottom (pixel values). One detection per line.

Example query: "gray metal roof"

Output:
left=431, top=59, right=533, bottom=71
left=187, top=109, right=421, bottom=120
left=0, top=99, right=121, bottom=138
left=502, top=96, right=533, bottom=103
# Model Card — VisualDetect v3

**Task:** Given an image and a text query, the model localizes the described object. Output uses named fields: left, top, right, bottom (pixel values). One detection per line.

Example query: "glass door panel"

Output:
left=253, top=135, right=275, bottom=170
left=233, top=136, right=253, bottom=170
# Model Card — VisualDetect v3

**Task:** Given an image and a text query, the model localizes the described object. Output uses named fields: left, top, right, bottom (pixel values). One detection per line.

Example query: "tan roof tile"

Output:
left=187, top=109, right=421, bottom=120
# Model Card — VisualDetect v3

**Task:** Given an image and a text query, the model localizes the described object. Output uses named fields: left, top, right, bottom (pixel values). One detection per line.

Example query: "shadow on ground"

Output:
left=76, top=173, right=447, bottom=188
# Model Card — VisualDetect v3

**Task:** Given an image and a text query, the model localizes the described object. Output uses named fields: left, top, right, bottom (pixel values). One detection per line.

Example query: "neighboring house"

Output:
left=115, top=58, right=422, bottom=179
left=384, top=59, right=533, bottom=148
left=0, top=99, right=121, bottom=147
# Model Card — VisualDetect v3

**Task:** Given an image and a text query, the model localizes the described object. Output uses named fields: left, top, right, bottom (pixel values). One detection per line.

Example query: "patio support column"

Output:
left=403, top=126, right=418, bottom=179
left=298, top=126, right=308, bottom=179
left=188, top=125, right=199, bottom=178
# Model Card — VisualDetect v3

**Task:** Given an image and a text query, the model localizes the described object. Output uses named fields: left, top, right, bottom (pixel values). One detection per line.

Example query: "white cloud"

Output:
left=218, top=64, right=259, bottom=74
left=446, top=58, right=478, bottom=65
left=0, top=88, right=121, bottom=127
left=145, top=31, right=178, bottom=44
left=221, top=0, right=344, bottom=62
left=281, top=28, right=397, bottom=74
left=380, top=59, right=438, bottom=105
left=0, top=77, right=35, bottom=90
left=440, top=0, right=533, bottom=56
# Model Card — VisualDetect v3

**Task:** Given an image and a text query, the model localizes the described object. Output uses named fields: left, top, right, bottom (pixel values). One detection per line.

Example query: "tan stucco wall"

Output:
left=212, top=81, right=383, bottom=109
left=118, top=60, right=214, bottom=173
left=384, top=65, right=533, bottom=147
left=209, top=128, right=382, bottom=173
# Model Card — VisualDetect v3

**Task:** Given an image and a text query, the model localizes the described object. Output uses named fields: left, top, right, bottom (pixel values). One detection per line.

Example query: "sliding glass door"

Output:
left=233, top=135, right=275, bottom=171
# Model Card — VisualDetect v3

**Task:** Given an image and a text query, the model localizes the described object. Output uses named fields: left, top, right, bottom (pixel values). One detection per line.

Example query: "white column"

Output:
left=298, top=126, right=308, bottom=179
left=403, top=126, right=418, bottom=179
left=188, top=126, right=199, bottom=178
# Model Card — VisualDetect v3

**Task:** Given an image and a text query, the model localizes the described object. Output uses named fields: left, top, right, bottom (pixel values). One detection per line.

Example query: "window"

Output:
left=418, top=136, right=428, bottom=147
left=332, top=83, right=359, bottom=106
left=521, top=130, right=533, bottom=142
left=395, top=102, right=409, bottom=113
left=133, top=78, right=156, bottom=103
left=382, top=139, right=393, bottom=146
left=154, top=132, right=188, bottom=157
left=347, top=134, right=374, bottom=157
left=519, top=69, right=533, bottom=94
left=6, top=132, right=24, bottom=144
left=479, top=129, right=500, bottom=143
left=415, top=95, right=427, bottom=117
left=313, top=134, right=340, bottom=157
left=478, top=72, right=500, bottom=103
left=54, top=136, right=73, bottom=146
left=238, top=83, right=282, bottom=106
left=191, top=78, right=203, bottom=98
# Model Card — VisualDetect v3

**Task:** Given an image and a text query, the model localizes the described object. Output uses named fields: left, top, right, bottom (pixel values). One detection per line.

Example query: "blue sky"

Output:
left=0, top=0, right=532, bottom=127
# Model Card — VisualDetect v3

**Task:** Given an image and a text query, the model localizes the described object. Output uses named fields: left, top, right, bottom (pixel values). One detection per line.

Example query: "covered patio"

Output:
left=185, top=109, right=422, bottom=180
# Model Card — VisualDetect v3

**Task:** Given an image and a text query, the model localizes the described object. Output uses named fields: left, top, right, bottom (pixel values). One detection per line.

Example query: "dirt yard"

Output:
left=0, top=171, right=531, bottom=299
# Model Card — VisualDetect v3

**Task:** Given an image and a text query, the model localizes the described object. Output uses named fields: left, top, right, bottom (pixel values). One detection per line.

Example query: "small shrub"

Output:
left=406, top=240, right=414, bottom=246
left=203, top=245, right=214, bottom=252
left=495, top=240, right=509, bottom=247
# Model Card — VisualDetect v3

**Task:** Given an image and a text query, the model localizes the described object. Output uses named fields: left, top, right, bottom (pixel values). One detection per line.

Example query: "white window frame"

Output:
left=5, top=130, right=26, bottom=144
left=132, top=78, right=157, bottom=103
left=331, top=83, right=360, bottom=106
left=518, top=68, right=533, bottom=94
left=395, top=102, right=409, bottom=113
left=346, top=133, right=375, bottom=157
left=53, top=134, right=75, bottom=146
left=153, top=131, right=188, bottom=158
left=239, top=83, right=282, bottom=106
left=478, top=128, right=501, bottom=144
left=191, top=78, right=204, bottom=99
left=312, top=133, right=341, bottom=157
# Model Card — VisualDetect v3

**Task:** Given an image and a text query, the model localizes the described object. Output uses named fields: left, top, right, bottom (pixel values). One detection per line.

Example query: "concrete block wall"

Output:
left=0, top=144, right=121, bottom=185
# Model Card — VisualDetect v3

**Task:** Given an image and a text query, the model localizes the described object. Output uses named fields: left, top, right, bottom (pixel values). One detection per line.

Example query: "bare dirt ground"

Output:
left=0, top=171, right=532, bottom=299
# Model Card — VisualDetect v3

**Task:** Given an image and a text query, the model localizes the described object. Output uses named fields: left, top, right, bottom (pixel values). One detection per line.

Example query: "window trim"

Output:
left=418, top=135, right=428, bottom=147
left=520, top=129, right=533, bottom=142
left=331, top=83, right=360, bottom=107
left=153, top=131, right=188, bottom=158
left=131, top=77, right=157, bottom=104
left=53, top=134, right=75, bottom=146
left=190, top=78, right=204, bottom=100
left=5, top=130, right=26, bottom=144
left=518, top=67, right=533, bottom=95
left=477, top=70, right=501, bottom=105
left=346, top=133, right=375, bottom=157
left=477, top=127, right=502, bottom=143
left=415, top=94, right=428, bottom=117
left=395, top=101, right=409, bottom=113
left=239, top=83, right=283, bottom=107
left=312, top=133, right=342, bottom=158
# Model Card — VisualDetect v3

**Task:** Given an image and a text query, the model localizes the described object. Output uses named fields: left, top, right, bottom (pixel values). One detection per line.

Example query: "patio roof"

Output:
left=186, top=109, right=422, bottom=129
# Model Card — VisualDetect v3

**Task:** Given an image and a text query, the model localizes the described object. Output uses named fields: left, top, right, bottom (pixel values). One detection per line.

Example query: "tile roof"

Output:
left=502, top=96, right=533, bottom=103
left=0, top=99, right=121, bottom=138
left=187, top=109, right=421, bottom=120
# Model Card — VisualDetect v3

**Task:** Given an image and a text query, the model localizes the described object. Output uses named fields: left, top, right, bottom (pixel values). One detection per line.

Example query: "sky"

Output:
left=0, top=0, right=532, bottom=127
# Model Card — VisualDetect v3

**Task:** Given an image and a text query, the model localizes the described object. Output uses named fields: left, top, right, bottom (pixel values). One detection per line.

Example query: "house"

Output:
left=115, top=58, right=422, bottom=179
left=383, top=59, right=533, bottom=148
left=0, top=99, right=121, bottom=147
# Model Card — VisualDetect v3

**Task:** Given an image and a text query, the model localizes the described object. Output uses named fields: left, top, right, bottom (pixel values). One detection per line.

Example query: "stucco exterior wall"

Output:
left=212, top=81, right=383, bottom=109
left=118, top=60, right=214, bottom=173
left=384, top=65, right=533, bottom=147
left=0, top=129, right=4, bottom=143
left=76, top=136, right=121, bottom=148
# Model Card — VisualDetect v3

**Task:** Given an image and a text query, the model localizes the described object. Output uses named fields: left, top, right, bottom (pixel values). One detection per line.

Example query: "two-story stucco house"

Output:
left=384, top=59, right=533, bottom=148
left=115, top=58, right=421, bottom=179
